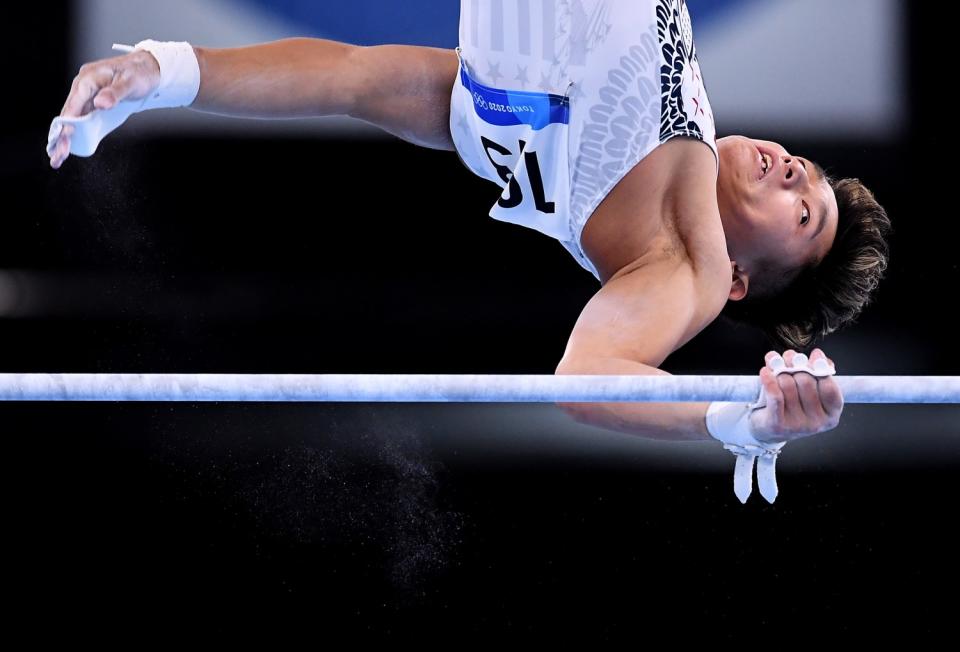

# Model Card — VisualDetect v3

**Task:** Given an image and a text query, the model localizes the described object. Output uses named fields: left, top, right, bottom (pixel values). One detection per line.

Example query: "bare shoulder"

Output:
left=558, top=255, right=729, bottom=369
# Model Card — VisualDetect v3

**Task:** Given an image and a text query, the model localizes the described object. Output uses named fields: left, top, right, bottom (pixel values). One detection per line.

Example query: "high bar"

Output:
left=0, top=373, right=958, bottom=403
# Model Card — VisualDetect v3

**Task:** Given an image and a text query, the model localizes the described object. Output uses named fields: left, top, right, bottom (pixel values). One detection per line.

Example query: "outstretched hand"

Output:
left=749, top=348, right=844, bottom=444
left=49, top=49, right=161, bottom=169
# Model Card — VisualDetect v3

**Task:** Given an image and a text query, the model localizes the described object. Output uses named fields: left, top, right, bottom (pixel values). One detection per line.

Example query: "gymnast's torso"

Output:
left=449, top=0, right=726, bottom=284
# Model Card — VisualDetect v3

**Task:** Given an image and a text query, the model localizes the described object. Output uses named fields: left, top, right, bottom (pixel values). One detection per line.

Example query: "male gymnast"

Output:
left=46, top=0, right=892, bottom=502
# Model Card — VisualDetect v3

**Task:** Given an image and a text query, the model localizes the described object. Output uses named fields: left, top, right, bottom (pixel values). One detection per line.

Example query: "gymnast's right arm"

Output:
left=49, top=37, right=459, bottom=168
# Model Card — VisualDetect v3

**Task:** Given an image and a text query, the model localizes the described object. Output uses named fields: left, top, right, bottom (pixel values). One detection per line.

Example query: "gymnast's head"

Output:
left=713, top=134, right=892, bottom=351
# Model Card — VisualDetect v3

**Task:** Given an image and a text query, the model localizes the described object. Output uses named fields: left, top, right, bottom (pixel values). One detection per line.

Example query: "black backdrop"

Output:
left=2, top=2, right=957, bottom=643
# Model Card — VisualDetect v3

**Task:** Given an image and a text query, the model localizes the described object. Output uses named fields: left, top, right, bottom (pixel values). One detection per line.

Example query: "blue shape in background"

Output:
left=686, top=0, right=762, bottom=31
left=238, top=0, right=756, bottom=48
left=238, top=0, right=461, bottom=46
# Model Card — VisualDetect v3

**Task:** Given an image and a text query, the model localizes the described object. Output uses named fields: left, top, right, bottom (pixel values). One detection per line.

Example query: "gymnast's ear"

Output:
left=728, top=260, right=749, bottom=301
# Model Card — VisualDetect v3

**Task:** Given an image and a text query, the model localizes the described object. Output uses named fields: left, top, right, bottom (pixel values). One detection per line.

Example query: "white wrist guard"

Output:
left=47, top=40, right=200, bottom=158
left=705, top=353, right=836, bottom=505
left=129, top=39, right=201, bottom=110
left=706, top=400, right=785, bottom=505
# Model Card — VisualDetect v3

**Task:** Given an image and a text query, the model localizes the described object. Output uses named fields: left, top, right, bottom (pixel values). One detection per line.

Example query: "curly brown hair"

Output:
left=719, top=172, right=893, bottom=351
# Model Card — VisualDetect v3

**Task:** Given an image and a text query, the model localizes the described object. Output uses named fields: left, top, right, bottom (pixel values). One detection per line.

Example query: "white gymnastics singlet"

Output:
left=449, top=0, right=719, bottom=280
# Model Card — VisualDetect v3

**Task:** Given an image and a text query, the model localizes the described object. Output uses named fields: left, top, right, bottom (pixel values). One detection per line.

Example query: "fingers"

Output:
left=791, top=368, right=826, bottom=420
left=775, top=363, right=806, bottom=422
left=809, top=347, right=835, bottom=369
left=93, top=67, right=137, bottom=111
left=50, top=122, right=78, bottom=169
left=766, top=348, right=835, bottom=373
left=51, top=59, right=122, bottom=168
left=62, top=63, right=116, bottom=119
left=810, top=348, right=844, bottom=425
left=775, top=350, right=816, bottom=412
left=50, top=125, right=71, bottom=169
left=758, top=365, right=785, bottom=420
left=818, top=378, right=844, bottom=428
left=764, top=350, right=786, bottom=371
left=763, top=348, right=842, bottom=435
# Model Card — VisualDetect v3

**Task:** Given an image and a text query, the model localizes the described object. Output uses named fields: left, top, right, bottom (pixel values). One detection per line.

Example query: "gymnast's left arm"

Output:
left=49, top=37, right=459, bottom=168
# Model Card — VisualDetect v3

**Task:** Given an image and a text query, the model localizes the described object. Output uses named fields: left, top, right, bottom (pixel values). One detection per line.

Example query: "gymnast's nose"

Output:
left=782, top=155, right=803, bottom=186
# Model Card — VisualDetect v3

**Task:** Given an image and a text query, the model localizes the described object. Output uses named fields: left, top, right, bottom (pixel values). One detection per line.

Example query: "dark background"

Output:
left=2, top=2, right=957, bottom=643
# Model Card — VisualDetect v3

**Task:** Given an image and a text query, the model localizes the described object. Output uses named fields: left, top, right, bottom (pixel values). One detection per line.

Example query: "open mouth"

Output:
left=757, top=147, right=774, bottom=181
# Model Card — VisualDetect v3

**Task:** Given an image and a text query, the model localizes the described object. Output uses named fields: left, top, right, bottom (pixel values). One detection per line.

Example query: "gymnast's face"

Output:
left=715, top=135, right=839, bottom=298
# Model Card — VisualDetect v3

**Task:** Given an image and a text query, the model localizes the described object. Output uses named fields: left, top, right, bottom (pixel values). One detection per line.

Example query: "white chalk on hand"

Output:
left=47, top=40, right=200, bottom=160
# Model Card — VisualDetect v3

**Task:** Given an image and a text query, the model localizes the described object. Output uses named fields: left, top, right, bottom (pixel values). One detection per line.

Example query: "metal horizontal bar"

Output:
left=0, top=373, right=958, bottom=403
